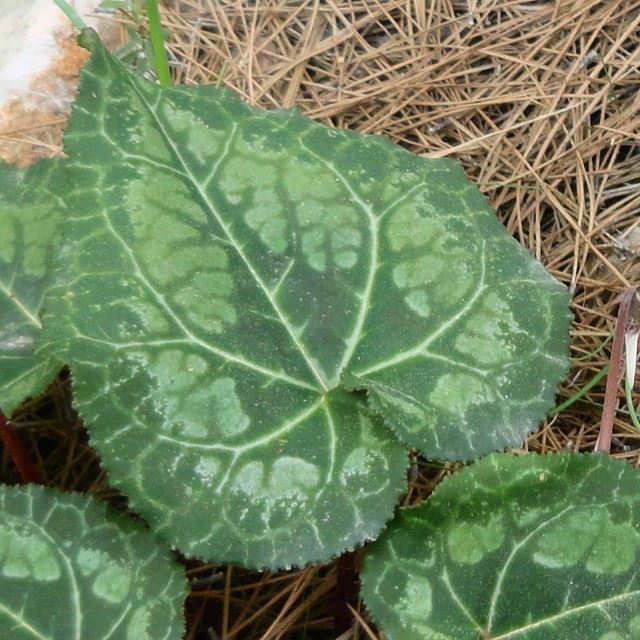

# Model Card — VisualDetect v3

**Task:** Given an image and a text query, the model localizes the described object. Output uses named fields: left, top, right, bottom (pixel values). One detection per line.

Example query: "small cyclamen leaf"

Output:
left=0, top=161, right=63, bottom=415
left=361, top=453, right=640, bottom=640
left=39, top=30, right=568, bottom=567
left=0, top=484, right=187, bottom=640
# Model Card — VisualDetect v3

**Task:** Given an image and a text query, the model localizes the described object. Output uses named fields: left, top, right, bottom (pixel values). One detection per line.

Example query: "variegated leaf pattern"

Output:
left=0, top=484, right=187, bottom=640
left=361, top=453, right=640, bottom=640
left=39, top=30, right=568, bottom=567
left=0, top=162, right=63, bottom=415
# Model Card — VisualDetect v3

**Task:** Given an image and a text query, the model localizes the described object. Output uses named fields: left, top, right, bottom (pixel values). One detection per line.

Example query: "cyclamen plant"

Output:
left=1, top=27, right=638, bottom=640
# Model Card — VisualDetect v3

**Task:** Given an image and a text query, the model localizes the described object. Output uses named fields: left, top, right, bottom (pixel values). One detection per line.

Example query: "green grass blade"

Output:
left=145, top=0, right=172, bottom=86
left=548, top=365, right=609, bottom=416
left=53, top=0, right=89, bottom=30
left=625, top=376, right=640, bottom=431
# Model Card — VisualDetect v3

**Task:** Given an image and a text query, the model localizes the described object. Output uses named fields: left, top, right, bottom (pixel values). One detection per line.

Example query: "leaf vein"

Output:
left=488, top=588, right=640, bottom=639
left=485, top=504, right=574, bottom=633
left=352, top=240, right=488, bottom=377
left=0, top=602, right=51, bottom=640
left=122, top=75, right=329, bottom=391
left=0, top=277, right=42, bottom=328
left=298, top=140, right=379, bottom=385
left=156, top=397, right=324, bottom=454
left=70, top=330, right=316, bottom=391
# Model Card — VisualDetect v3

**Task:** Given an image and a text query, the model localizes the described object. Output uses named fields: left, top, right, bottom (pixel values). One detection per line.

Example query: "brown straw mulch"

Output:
left=2, top=1, right=640, bottom=638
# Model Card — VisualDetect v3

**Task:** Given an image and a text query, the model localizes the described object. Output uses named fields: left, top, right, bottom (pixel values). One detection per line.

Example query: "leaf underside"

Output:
left=0, top=162, right=62, bottom=415
left=0, top=485, right=186, bottom=640
left=0, top=28, right=570, bottom=568
left=361, top=453, right=640, bottom=640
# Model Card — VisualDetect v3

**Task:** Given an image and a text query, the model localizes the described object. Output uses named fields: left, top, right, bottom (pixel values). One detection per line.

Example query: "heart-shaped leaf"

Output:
left=361, top=453, right=640, bottom=639
left=0, top=162, right=63, bottom=415
left=0, top=484, right=187, bottom=640
left=34, top=30, right=569, bottom=568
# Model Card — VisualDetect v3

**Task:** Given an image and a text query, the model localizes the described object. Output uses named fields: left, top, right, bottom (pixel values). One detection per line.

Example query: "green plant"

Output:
left=361, top=453, right=640, bottom=639
left=0, top=485, right=187, bottom=639
left=1, top=25, right=635, bottom=640
left=95, top=0, right=169, bottom=81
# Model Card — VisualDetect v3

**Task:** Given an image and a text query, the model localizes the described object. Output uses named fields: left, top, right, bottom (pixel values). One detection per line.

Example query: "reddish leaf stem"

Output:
left=0, top=411, right=41, bottom=483
left=596, top=287, right=639, bottom=454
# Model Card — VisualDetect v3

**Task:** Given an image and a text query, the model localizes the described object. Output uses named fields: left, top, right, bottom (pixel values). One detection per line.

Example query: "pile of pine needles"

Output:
left=1, top=1, right=639, bottom=638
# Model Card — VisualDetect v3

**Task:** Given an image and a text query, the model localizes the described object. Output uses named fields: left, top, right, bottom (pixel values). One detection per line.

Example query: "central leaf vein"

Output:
left=298, top=141, right=379, bottom=386
left=485, top=504, right=574, bottom=633
left=124, top=75, right=329, bottom=392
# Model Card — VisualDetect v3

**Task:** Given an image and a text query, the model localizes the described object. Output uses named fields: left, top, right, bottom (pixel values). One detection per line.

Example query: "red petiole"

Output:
left=0, top=410, right=41, bottom=483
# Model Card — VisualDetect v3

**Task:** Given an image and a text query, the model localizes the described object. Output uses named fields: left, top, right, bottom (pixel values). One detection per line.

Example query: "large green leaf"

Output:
left=36, top=30, right=569, bottom=567
left=0, top=484, right=187, bottom=640
left=361, top=453, right=640, bottom=639
left=0, top=162, right=63, bottom=415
